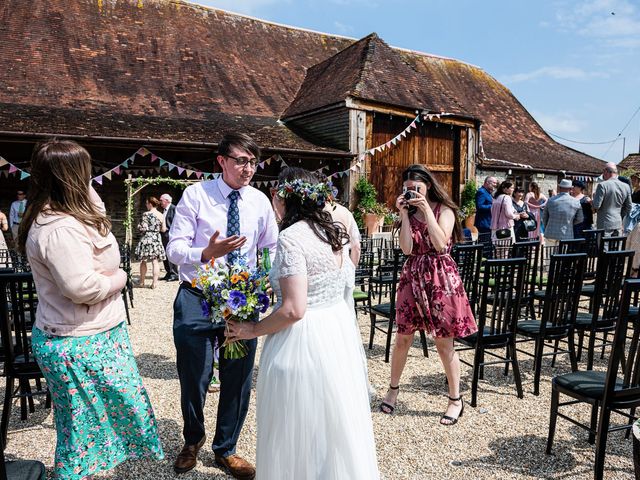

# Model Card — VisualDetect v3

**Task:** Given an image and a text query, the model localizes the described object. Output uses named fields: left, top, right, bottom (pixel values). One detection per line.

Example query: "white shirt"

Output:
left=166, top=176, right=279, bottom=282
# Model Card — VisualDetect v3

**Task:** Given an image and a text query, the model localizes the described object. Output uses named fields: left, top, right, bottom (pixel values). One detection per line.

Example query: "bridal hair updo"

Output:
left=276, top=167, right=349, bottom=252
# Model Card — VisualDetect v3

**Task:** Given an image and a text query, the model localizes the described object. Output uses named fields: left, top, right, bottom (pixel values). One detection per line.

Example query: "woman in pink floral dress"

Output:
left=380, top=165, right=476, bottom=425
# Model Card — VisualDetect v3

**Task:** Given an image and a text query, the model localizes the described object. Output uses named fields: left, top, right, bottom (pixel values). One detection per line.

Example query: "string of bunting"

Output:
left=0, top=156, right=30, bottom=179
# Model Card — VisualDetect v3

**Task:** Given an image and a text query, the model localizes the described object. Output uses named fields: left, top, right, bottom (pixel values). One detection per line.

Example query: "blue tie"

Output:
left=226, top=190, right=240, bottom=264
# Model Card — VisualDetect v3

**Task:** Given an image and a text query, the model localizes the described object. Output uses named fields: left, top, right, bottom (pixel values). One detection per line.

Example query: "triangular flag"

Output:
left=258, top=161, right=265, bottom=169
left=114, top=166, right=121, bottom=175
left=168, top=164, right=175, bottom=171
left=415, top=115, right=421, bottom=124
left=158, top=159, right=166, bottom=166
left=94, top=176, right=103, bottom=185
left=137, top=147, right=151, bottom=157
left=177, top=167, right=185, bottom=175
left=128, top=155, right=136, bottom=163
left=20, top=171, right=30, bottom=180
left=150, top=154, right=158, bottom=162
left=391, top=138, right=397, bottom=145
left=401, top=130, right=407, bottom=138
left=281, top=161, right=287, bottom=168
left=385, top=141, right=391, bottom=148
left=104, top=171, right=112, bottom=180
left=8, top=165, right=17, bottom=174
left=195, top=171, right=202, bottom=179
left=351, top=165, right=357, bottom=171
left=266, top=158, right=271, bottom=165
left=409, top=121, right=416, bottom=129
left=0, top=157, right=7, bottom=166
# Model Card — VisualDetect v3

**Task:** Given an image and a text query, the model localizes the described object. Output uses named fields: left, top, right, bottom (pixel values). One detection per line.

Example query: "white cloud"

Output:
left=554, top=0, right=640, bottom=47
left=501, top=66, right=608, bottom=84
left=532, top=110, right=587, bottom=134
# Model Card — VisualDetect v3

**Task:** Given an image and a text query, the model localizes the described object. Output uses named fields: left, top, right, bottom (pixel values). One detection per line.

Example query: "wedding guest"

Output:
left=571, top=180, right=593, bottom=237
left=525, top=182, right=547, bottom=243
left=0, top=209, right=8, bottom=249
left=9, top=189, right=26, bottom=241
left=592, top=162, right=632, bottom=237
left=227, top=167, right=379, bottom=478
left=19, top=139, right=163, bottom=479
left=512, top=187, right=528, bottom=240
left=631, top=173, right=640, bottom=204
left=474, top=176, right=497, bottom=257
left=542, top=179, right=583, bottom=247
left=491, top=181, right=528, bottom=257
left=159, top=193, right=179, bottom=281
left=379, top=164, right=477, bottom=425
left=166, top=133, right=278, bottom=478
left=135, top=196, right=166, bottom=289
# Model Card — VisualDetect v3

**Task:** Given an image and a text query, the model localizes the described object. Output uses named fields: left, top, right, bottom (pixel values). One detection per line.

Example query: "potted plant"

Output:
left=459, top=180, right=477, bottom=228
left=354, top=177, right=388, bottom=234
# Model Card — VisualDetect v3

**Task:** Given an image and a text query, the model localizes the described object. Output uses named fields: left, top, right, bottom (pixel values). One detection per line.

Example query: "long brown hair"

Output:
left=529, top=181, right=540, bottom=199
left=402, top=164, right=463, bottom=243
left=277, top=167, right=349, bottom=252
left=18, top=139, right=111, bottom=252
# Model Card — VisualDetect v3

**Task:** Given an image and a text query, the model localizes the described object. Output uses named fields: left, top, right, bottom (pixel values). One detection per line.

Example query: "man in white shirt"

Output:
left=9, top=190, right=27, bottom=240
left=166, top=133, right=278, bottom=479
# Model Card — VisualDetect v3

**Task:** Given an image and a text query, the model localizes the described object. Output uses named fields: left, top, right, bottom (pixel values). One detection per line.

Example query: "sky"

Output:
left=196, top=0, right=640, bottom=164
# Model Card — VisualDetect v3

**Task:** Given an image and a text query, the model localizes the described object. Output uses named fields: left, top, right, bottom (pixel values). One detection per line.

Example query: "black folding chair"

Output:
left=456, top=257, right=527, bottom=407
left=547, top=278, right=640, bottom=480
left=575, top=250, right=634, bottom=370
left=516, top=253, right=587, bottom=395
left=510, top=240, right=540, bottom=320
left=451, top=243, right=483, bottom=315
left=0, top=273, right=50, bottom=447
left=353, top=250, right=374, bottom=314
left=368, top=249, right=428, bottom=362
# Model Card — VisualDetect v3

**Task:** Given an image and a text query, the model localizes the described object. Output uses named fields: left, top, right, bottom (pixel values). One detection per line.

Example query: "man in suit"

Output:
left=592, top=162, right=632, bottom=236
left=475, top=176, right=497, bottom=256
left=166, top=133, right=278, bottom=478
left=542, top=179, right=583, bottom=247
left=160, top=193, right=179, bottom=281
left=9, top=190, right=26, bottom=241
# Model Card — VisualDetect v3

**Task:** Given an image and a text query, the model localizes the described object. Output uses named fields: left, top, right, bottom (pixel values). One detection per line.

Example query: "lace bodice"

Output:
left=270, top=221, right=350, bottom=309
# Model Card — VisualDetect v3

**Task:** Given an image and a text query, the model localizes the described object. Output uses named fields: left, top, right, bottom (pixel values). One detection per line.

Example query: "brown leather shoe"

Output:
left=215, top=454, right=256, bottom=480
left=174, top=435, right=206, bottom=474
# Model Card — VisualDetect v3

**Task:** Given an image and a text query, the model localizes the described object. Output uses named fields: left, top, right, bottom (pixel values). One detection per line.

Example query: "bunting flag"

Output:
left=0, top=155, right=30, bottom=179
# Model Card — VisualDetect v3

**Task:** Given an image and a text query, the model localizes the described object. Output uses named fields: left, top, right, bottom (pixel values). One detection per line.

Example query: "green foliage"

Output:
left=353, top=177, right=389, bottom=228
left=459, top=180, right=477, bottom=218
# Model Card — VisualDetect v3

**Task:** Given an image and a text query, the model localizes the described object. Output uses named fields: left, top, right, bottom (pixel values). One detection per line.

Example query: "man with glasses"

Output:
left=9, top=190, right=27, bottom=241
left=166, top=133, right=278, bottom=479
left=592, top=162, right=632, bottom=237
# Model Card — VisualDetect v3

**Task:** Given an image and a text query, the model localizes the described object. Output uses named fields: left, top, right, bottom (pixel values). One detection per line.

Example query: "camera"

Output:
left=402, top=186, right=421, bottom=201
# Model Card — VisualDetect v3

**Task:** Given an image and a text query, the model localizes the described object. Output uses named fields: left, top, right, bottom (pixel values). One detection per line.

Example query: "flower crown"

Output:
left=276, top=179, right=338, bottom=207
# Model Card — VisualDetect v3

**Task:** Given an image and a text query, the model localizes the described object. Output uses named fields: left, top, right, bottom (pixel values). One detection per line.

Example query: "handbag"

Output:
left=495, top=228, right=512, bottom=239
left=494, top=197, right=512, bottom=239
left=523, top=214, right=537, bottom=232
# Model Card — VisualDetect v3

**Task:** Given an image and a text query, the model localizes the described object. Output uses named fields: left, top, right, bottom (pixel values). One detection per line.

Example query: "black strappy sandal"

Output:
left=440, top=395, right=464, bottom=426
left=379, top=385, right=399, bottom=415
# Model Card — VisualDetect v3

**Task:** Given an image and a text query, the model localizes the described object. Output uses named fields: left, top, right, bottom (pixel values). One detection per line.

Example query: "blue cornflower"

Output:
left=228, top=290, right=247, bottom=311
left=257, top=293, right=270, bottom=313
left=201, top=299, right=211, bottom=318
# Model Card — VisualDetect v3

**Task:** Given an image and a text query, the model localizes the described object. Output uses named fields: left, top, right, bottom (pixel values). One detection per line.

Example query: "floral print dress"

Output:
left=135, top=211, right=166, bottom=261
left=32, top=322, right=164, bottom=479
left=395, top=207, right=477, bottom=338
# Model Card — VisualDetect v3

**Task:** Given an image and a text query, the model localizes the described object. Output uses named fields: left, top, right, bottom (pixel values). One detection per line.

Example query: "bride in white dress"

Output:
left=227, top=167, right=379, bottom=480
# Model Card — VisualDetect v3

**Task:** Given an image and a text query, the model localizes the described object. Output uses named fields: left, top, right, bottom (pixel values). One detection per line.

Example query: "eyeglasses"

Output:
left=225, top=155, right=258, bottom=169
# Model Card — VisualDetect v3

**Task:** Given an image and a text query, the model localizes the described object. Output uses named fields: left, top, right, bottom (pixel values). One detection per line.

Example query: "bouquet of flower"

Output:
left=192, top=257, right=270, bottom=359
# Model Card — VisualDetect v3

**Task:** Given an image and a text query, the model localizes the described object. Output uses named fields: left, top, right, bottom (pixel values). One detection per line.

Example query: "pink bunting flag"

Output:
left=137, top=147, right=151, bottom=157
left=195, top=171, right=203, bottom=179
left=409, top=121, right=416, bottom=129
left=150, top=154, right=158, bottom=162
left=8, top=165, right=17, bottom=174
left=114, top=166, right=121, bottom=175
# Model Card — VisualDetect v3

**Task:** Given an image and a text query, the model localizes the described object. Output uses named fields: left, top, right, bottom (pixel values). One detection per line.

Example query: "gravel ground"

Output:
left=3, top=273, right=635, bottom=479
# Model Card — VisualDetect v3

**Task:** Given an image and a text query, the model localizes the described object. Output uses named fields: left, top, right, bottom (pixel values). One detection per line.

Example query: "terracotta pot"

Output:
left=464, top=214, right=476, bottom=228
left=364, top=213, right=384, bottom=235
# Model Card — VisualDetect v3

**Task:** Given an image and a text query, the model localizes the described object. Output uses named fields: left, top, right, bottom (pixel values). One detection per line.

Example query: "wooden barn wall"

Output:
left=367, top=114, right=462, bottom=208
left=285, top=107, right=350, bottom=151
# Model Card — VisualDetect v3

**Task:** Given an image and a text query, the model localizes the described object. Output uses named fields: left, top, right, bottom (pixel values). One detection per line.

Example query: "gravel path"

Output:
left=2, top=277, right=635, bottom=479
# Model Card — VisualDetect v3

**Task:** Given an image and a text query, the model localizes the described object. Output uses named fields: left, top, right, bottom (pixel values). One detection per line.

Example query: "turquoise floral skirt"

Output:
left=32, top=322, right=164, bottom=479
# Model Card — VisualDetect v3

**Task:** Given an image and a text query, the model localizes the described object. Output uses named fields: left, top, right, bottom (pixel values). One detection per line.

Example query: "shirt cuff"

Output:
left=189, top=247, right=205, bottom=264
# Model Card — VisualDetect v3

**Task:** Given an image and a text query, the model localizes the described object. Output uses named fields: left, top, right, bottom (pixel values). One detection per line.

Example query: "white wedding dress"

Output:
left=256, top=221, right=379, bottom=480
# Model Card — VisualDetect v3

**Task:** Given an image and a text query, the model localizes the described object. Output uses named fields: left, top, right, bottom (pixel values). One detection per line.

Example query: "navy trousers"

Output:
left=173, top=285, right=257, bottom=457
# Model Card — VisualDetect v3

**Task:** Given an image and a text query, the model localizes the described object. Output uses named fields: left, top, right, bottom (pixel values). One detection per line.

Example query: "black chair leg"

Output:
left=546, top=387, right=559, bottom=454
left=588, top=401, right=599, bottom=445
left=123, top=290, right=131, bottom=325
left=550, top=339, right=560, bottom=367
left=45, top=390, right=51, bottom=410
left=509, top=343, right=524, bottom=399
left=587, top=329, right=597, bottom=370
left=419, top=330, right=429, bottom=358
left=533, top=338, right=544, bottom=396
left=600, top=331, right=608, bottom=359
left=594, top=407, right=611, bottom=480
left=471, top=346, right=482, bottom=408
left=23, top=379, right=34, bottom=415
left=18, top=379, right=28, bottom=420
left=576, top=330, right=585, bottom=362
left=568, top=334, right=578, bottom=372
left=1, top=376, right=14, bottom=448
left=368, top=314, right=376, bottom=350
left=384, top=316, right=394, bottom=363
